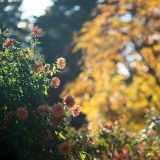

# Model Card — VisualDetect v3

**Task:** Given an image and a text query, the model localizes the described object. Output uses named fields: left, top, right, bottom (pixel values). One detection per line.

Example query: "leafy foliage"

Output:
left=67, top=110, right=160, bottom=159
left=0, top=28, right=80, bottom=160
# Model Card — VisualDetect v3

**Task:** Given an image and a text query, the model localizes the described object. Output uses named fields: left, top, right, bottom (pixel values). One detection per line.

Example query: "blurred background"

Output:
left=1, top=0, right=160, bottom=131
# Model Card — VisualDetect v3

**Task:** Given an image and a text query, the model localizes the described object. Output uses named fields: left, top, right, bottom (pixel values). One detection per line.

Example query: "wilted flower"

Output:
left=63, top=95, right=75, bottom=108
left=17, top=107, right=28, bottom=120
left=31, top=26, right=43, bottom=37
left=50, top=77, right=60, bottom=88
left=37, top=105, right=49, bottom=114
left=33, top=62, right=44, bottom=73
left=54, top=117, right=63, bottom=126
left=58, top=142, right=72, bottom=156
left=56, top=57, right=66, bottom=69
left=71, top=105, right=81, bottom=117
left=3, top=38, right=13, bottom=48
left=52, top=104, right=65, bottom=117
left=44, top=64, right=51, bottom=72
left=42, top=129, right=52, bottom=140
left=6, top=111, right=13, bottom=120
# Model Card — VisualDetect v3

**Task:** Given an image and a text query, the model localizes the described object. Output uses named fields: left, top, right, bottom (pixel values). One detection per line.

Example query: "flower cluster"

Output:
left=63, top=95, right=81, bottom=117
left=0, top=27, right=80, bottom=159
left=36, top=95, right=81, bottom=127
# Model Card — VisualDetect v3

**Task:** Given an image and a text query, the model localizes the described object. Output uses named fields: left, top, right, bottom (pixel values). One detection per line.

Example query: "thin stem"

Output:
left=33, top=40, right=36, bottom=56
left=111, top=137, right=116, bottom=160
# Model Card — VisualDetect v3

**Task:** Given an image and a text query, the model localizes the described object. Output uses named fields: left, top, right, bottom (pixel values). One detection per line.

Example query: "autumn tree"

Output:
left=63, top=0, right=160, bottom=130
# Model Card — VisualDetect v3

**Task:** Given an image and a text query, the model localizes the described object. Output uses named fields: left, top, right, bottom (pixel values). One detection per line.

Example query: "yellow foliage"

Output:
left=62, top=0, right=160, bottom=131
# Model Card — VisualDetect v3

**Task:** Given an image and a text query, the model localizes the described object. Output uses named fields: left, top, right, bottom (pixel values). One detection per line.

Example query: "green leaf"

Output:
left=80, top=152, right=86, bottom=160
left=59, top=132, right=66, bottom=140
left=80, top=151, right=92, bottom=160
